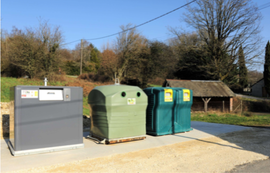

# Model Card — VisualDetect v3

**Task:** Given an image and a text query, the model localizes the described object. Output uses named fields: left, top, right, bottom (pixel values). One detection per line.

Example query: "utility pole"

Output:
left=5, top=34, right=8, bottom=57
left=89, top=46, right=91, bottom=62
left=80, top=39, right=83, bottom=75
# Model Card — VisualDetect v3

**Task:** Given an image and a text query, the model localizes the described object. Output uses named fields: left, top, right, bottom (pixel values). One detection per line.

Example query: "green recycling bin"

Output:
left=88, top=85, right=147, bottom=144
left=143, top=87, right=193, bottom=136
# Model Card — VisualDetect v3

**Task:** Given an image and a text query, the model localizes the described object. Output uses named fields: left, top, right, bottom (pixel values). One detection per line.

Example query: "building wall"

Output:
left=250, top=79, right=264, bottom=97
left=192, top=97, right=231, bottom=112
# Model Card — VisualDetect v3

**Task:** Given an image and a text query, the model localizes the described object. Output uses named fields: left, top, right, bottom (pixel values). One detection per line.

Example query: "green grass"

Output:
left=191, top=113, right=270, bottom=126
left=1, top=77, right=91, bottom=115
left=148, top=84, right=162, bottom=87
left=1, top=77, right=68, bottom=102
left=83, top=97, right=90, bottom=116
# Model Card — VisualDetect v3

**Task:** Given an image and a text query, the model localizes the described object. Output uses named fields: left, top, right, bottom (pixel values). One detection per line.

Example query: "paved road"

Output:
left=236, top=94, right=270, bottom=102
left=228, top=159, right=270, bottom=172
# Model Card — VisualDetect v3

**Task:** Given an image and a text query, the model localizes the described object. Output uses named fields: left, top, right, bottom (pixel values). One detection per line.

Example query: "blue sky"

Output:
left=2, top=0, right=270, bottom=71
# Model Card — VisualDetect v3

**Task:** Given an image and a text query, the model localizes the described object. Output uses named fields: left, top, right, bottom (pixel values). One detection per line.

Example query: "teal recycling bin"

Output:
left=143, top=87, right=193, bottom=136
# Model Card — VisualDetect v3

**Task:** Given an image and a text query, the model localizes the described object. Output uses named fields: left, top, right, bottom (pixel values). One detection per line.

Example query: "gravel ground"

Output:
left=8, top=128, right=270, bottom=173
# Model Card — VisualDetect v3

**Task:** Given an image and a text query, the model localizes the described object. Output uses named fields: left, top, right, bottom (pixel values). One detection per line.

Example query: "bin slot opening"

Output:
left=39, top=88, right=63, bottom=90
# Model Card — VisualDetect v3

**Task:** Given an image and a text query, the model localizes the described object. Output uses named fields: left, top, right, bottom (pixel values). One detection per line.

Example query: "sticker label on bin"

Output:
left=183, top=89, right=190, bottom=101
left=127, top=98, right=136, bottom=105
left=164, top=89, right=173, bottom=102
left=39, top=90, right=64, bottom=101
left=21, top=90, right=38, bottom=98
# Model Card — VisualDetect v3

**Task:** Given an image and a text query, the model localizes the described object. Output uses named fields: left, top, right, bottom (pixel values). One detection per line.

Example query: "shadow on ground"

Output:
left=2, top=114, right=10, bottom=139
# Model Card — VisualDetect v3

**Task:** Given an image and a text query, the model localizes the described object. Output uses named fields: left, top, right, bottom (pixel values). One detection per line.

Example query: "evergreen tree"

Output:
left=238, top=45, right=248, bottom=89
left=264, top=41, right=270, bottom=95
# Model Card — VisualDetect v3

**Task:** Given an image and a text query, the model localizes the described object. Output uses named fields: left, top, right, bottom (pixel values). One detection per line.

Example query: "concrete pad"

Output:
left=1, top=121, right=250, bottom=172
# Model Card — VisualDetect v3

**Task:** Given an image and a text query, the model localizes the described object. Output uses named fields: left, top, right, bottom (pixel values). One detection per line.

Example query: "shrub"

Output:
left=148, top=77, right=165, bottom=85
left=243, top=112, right=253, bottom=117
left=233, top=97, right=270, bottom=112
left=78, top=73, right=111, bottom=83
left=63, top=60, right=80, bottom=75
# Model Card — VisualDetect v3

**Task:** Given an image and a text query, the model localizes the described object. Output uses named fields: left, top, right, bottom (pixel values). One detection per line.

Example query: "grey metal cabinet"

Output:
left=9, top=86, right=84, bottom=156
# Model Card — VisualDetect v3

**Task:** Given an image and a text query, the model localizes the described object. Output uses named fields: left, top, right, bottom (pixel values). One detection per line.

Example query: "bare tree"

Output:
left=182, top=0, right=262, bottom=81
left=248, top=70, right=263, bottom=85
left=168, top=30, right=204, bottom=59
left=72, top=40, right=92, bottom=62
left=114, top=24, right=148, bottom=82
left=36, top=19, right=63, bottom=50
left=35, top=19, right=64, bottom=76
left=100, top=42, right=118, bottom=80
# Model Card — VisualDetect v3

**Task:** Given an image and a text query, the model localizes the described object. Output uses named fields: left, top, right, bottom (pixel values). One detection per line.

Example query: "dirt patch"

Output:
left=65, top=79, right=113, bottom=97
left=9, top=128, right=270, bottom=173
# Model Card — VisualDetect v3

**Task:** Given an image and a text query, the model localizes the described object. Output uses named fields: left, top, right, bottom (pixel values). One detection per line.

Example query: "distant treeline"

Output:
left=1, top=0, right=265, bottom=91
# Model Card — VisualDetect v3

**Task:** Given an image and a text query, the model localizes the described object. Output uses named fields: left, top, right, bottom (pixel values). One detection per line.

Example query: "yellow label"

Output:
left=35, top=91, right=38, bottom=97
left=127, top=98, right=136, bottom=105
left=183, top=89, right=190, bottom=101
left=164, top=89, right=173, bottom=102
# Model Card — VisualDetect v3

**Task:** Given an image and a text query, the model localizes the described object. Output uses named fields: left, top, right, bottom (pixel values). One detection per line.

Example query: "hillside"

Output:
left=1, top=76, right=112, bottom=116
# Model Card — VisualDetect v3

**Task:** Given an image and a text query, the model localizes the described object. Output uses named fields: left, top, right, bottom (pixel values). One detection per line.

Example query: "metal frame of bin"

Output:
left=9, top=86, right=84, bottom=156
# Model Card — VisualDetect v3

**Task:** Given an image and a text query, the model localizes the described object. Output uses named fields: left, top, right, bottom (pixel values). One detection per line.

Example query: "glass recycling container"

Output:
left=143, top=87, right=193, bottom=136
left=88, top=85, right=148, bottom=144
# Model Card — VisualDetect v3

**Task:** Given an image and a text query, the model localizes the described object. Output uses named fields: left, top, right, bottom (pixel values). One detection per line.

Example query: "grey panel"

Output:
left=64, top=88, right=71, bottom=101
left=10, top=86, right=83, bottom=152
left=9, top=87, right=15, bottom=148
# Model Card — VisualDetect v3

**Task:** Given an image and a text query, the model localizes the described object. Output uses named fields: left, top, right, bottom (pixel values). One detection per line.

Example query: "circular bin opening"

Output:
left=137, top=92, right=141, bottom=97
left=121, top=92, right=126, bottom=97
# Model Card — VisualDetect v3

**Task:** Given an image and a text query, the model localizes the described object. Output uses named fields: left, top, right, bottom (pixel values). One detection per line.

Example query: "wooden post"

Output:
left=202, top=98, right=211, bottom=112
left=223, top=101, right=225, bottom=112
left=240, top=100, right=242, bottom=114
left=230, top=97, right=233, bottom=112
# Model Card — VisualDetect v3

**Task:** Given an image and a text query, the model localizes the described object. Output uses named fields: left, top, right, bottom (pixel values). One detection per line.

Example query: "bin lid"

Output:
left=90, top=85, right=143, bottom=96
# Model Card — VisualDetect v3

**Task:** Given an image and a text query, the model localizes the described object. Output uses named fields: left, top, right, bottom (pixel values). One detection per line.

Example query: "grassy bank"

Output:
left=148, top=84, right=162, bottom=87
left=1, top=77, right=91, bottom=115
left=1, top=77, right=68, bottom=102
left=191, top=112, right=270, bottom=127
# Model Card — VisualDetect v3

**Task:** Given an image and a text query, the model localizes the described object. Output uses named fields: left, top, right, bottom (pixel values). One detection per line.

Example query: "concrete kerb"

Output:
left=1, top=121, right=251, bottom=172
